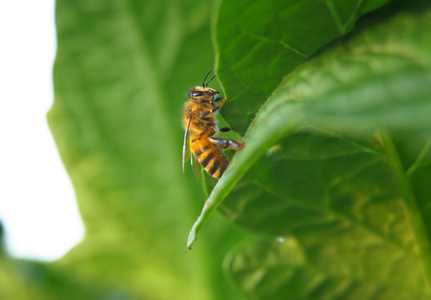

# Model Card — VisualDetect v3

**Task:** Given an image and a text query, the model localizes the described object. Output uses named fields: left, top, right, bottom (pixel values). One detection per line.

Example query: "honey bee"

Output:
left=182, top=70, right=244, bottom=179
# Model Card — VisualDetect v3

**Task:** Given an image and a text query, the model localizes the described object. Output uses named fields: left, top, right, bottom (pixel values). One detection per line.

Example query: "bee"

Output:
left=182, top=70, right=244, bottom=179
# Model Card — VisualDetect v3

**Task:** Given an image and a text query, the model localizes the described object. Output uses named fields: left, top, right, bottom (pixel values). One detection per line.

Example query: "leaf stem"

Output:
left=381, top=129, right=431, bottom=291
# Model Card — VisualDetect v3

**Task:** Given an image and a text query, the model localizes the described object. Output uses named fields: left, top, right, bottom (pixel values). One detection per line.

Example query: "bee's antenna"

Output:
left=206, top=75, right=216, bottom=87
left=202, top=69, right=213, bottom=88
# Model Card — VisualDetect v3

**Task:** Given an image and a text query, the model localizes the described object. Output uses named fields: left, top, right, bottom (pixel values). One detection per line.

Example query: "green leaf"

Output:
left=217, top=5, right=431, bottom=300
left=214, top=0, right=393, bottom=133
left=188, top=0, right=431, bottom=297
left=227, top=239, right=430, bottom=299
left=188, top=0, right=394, bottom=250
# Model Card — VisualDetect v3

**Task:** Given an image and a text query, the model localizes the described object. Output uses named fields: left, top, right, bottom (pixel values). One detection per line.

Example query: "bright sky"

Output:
left=0, top=1, right=84, bottom=261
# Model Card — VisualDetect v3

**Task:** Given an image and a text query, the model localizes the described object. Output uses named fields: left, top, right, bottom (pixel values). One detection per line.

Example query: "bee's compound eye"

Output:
left=191, top=91, right=204, bottom=97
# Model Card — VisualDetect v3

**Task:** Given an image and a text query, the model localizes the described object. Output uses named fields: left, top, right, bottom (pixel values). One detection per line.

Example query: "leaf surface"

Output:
left=192, top=3, right=431, bottom=299
left=214, top=0, right=393, bottom=133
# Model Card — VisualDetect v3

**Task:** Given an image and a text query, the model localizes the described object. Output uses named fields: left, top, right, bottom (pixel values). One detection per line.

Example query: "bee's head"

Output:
left=187, top=86, right=219, bottom=101
left=187, top=70, right=220, bottom=101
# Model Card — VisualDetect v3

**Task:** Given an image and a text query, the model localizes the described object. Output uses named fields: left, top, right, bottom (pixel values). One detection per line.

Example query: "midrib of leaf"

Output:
left=117, top=2, right=216, bottom=299
left=158, top=2, right=183, bottom=77
left=381, top=130, right=431, bottom=291
left=120, top=0, right=188, bottom=228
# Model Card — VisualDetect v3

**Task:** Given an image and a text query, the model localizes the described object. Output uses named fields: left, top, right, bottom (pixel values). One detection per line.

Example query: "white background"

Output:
left=0, top=1, right=84, bottom=261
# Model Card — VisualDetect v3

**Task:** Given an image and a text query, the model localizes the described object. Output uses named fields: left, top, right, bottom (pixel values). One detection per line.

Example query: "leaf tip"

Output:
left=187, top=231, right=196, bottom=250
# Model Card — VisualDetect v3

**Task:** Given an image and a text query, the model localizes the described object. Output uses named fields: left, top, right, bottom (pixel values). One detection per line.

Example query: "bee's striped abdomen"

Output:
left=191, top=133, right=228, bottom=179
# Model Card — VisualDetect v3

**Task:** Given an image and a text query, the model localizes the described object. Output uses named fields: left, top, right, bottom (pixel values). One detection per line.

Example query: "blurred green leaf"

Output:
left=1, top=0, right=247, bottom=299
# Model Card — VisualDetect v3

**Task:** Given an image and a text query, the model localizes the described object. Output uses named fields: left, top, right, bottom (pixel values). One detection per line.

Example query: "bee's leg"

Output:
left=199, top=107, right=219, bottom=118
left=214, top=97, right=226, bottom=108
left=200, top=99, right=226, bottom=118
left=208, top=136, right=245, bottom=150
left=219, top=127, right=230, bottom=132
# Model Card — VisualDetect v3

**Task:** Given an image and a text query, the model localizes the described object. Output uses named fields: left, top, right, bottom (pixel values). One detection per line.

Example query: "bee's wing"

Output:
left=191, top=149, right=200, bottom=179
left=182, top=111, right=192, bottom=173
